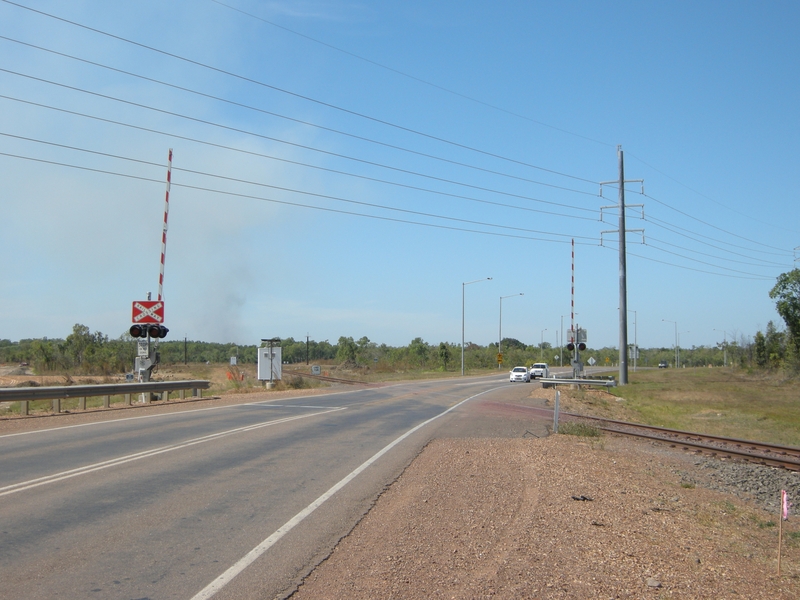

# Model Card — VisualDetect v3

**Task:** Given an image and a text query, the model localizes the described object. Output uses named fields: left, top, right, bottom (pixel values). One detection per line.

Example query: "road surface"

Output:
left=0, top=373, right=553, bottom=599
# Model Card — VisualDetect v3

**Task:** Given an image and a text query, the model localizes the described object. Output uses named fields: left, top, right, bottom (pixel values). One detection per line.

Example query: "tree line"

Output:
left=2, top=268, right=799, bottom=376
left=0, top=328, right=770, bottom=375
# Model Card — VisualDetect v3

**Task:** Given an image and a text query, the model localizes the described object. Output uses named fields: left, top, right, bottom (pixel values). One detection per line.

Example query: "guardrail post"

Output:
left=20, top=400, right=28, bottom=416
left=103, top=395, right=110, bottom=408
left=124, top=393, right=131, bottom=406
left=553, top=390, right=560, bottom=433
left=179, top=389, right=185, bottom=400
left=52, top=398, right=61, bottom=413
left=78, top=397, right=86, bottom=410
left=193, top=388, right=200, bottom=397
left=163, top=390, right=169, bottom=402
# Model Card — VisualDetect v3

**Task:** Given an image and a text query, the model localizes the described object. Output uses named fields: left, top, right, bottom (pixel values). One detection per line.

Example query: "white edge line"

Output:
left=0, top=408, right=344, bottom=497
left=0, top=389, right=357, bottom=439
left=190, top=386, right=500, bottom=600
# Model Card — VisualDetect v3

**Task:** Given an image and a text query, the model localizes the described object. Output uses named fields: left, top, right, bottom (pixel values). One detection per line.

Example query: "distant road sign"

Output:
left=588, top=357, right=596, bottom=366
left=132, top=301, right=165, bottom=324
left=497, top=353, right=503, bottom=364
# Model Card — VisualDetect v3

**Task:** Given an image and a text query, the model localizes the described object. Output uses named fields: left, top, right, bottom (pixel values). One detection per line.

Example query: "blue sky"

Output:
left=0, top=0, right=798, bottom=351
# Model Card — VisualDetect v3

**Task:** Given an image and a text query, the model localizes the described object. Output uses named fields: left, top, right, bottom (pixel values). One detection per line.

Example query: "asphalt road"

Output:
left=0, top=373, right=556, bottom=600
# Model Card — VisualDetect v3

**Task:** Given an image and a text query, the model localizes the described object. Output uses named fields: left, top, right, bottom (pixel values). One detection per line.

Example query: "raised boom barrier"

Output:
left=0, top=380, right=211, bottom=415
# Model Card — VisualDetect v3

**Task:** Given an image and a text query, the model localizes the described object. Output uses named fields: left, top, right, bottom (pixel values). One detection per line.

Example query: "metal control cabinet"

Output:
left=257, top=346, right=282, bottom=381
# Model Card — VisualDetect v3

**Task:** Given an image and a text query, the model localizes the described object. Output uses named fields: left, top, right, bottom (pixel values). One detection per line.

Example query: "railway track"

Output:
left=561, top=411, right=800, bottom=471
left=282, top=369, right=378, bottom=386
left=482, top=402, right=800, bottom=471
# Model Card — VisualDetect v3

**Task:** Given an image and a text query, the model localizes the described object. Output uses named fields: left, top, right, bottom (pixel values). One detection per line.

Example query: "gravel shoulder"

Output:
left=291, top=434, right=800, bottom=599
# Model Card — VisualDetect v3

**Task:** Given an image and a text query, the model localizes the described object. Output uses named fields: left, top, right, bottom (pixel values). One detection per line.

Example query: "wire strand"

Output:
left=0, top=34, right=599, bottom=198
left=0, top=0, right=599, bottom=185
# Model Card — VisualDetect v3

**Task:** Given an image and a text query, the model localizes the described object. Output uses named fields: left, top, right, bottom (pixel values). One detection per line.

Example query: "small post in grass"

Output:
left=778, top=489, right=789, bottom=575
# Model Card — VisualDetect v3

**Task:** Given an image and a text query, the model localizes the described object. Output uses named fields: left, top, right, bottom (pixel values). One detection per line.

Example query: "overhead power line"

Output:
left=0, top=147, right=783, bottom=281
left=208, top=0, right=615, bottom=148
left=0, top=35, right=598, bottom=198
left=646, top=235, right=790, bottom=268
left=644, top=214, right=793, bottom=260
left=0, top=150, right=594, bottom=245
left=620, top=246, right=775, bottom=281
left=0, top=92, right=598, bottom=219
left=643, top=192, right=790, bottom=255
left=628, top=150, right=800, bottom=237
left=1, top=0, right=599, bottom=185
left=0, top=135, right=597, bottom=239
left=0, top=1, right=791, bottom=278
left=211, top=0, right=796, bottom=250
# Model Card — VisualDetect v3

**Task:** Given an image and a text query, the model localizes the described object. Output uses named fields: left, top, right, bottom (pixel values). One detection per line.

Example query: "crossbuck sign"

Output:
left=131, top=301, right=165, bottom=324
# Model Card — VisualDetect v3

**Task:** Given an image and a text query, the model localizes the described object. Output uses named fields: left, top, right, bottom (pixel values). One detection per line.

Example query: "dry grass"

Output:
left=584, top=367, right=800, bottom=446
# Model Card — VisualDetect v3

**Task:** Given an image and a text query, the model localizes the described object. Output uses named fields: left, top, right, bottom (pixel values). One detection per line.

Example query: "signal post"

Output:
left=130, top=298, right=169, bottom=382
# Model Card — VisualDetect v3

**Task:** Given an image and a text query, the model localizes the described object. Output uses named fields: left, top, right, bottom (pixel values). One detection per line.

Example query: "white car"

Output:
left=509, top=366, right=530, bottom=383
left=529, top=363, right=550, bottom=379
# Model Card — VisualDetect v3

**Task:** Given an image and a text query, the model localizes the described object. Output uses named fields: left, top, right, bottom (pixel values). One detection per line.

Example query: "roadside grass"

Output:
left=557, top=421, right=601, bottom=437
left=601, top=368, right=800, bottom=447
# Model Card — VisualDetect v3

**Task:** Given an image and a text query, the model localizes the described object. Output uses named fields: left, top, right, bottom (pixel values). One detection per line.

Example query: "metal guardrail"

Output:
left=0, top=380, right=211, bottom=415
left=541, top=376, right=616, bottom=388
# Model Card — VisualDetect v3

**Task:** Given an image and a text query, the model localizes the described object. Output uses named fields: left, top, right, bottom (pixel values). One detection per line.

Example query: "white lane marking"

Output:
left=454, top=379, right=506, bottom=387
left=0, top=408, right=344, bottom=498
left=0, top=390, right=355, bottom=439
left=190, top=386, right=501, bottom=600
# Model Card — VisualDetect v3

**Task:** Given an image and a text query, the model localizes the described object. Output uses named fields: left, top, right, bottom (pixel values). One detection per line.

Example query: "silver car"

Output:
left=509, top=366, right=530, bottom=383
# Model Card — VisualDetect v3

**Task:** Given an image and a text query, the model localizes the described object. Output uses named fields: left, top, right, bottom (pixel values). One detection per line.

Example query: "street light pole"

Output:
left=462, top=277, right=492, bottom=376
left=662, top=319, right=677, bottom=368
left=499, top=293, right=524, bottom=369
left=713, top=329, right=729, bottom=367
left=540, top=328, right=548, bottom=361
left=560, top=315, right=564, bottom=369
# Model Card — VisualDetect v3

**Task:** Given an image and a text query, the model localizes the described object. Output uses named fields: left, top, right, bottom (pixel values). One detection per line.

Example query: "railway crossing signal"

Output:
left=129, top=324, right=169, bottom=339
left=129, top=298, right=168, bottom=383
left=148, top=324, right=169, bottom=339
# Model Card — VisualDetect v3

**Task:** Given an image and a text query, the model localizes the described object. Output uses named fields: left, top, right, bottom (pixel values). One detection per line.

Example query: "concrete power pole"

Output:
left=601, top=146, right=643, bottom=386
left=617, top=148, right=628, bottom=385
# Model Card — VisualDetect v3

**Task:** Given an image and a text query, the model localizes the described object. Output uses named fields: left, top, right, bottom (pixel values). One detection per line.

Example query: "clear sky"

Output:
left=1, top=0, right=798, bottom=351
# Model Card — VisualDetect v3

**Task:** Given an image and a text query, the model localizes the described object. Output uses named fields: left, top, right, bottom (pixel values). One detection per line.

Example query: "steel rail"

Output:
left=561, top=411, right=800, bottom=471
left=282, top=369, right=376, bottom=386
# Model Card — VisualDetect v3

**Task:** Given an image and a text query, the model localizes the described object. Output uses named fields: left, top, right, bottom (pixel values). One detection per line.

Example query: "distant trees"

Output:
left=1, top=319, right=792, bottom=376
left=336, top=336, right=357, bottom=363
left=0, top=324, right=129, bottom=374
left=770, top=269, right=800, bottom=359
left=438, top=342, right=451, bottom=371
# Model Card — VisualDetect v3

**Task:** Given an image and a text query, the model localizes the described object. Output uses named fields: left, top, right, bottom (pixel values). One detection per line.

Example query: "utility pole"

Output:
left=601, top=146, right=643, bottom=386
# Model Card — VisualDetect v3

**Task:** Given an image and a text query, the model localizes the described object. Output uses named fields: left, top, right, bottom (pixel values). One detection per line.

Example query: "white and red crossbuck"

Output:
left=132, top=301, right=165, bottom=324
